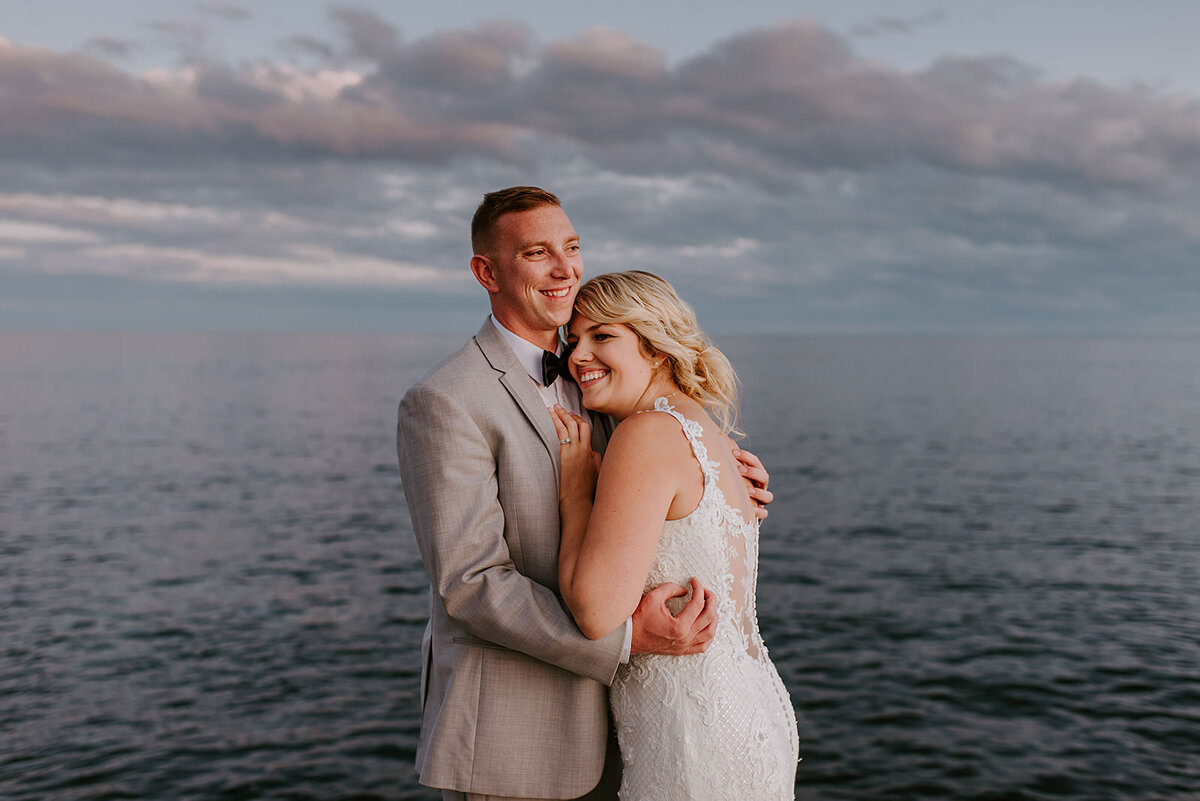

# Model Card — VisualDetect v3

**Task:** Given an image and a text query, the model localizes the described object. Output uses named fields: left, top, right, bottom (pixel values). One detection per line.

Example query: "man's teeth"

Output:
left=542, top=288, right=570, bottom=297
left=579, top=370, right=606, bottom=383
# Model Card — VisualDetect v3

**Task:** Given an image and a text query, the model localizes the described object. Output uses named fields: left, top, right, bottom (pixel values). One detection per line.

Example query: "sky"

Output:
left=2, top=1, right=1199, bottom=335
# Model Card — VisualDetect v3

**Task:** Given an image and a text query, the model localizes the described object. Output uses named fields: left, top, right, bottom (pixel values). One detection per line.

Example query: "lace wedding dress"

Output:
left=610, top=398, right=799, bottom=800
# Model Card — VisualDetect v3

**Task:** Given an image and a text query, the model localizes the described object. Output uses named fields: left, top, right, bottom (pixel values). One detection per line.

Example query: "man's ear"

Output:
left=470, top=254, right=500, bottom=294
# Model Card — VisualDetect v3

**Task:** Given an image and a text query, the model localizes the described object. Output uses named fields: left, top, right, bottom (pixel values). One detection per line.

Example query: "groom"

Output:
left=397, top=187, right=771, bottom=800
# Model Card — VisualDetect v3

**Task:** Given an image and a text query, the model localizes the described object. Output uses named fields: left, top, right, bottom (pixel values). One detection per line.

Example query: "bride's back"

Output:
left=614, top=395, right=798, bottom=800
left=639, top=395, right=764, bottom=660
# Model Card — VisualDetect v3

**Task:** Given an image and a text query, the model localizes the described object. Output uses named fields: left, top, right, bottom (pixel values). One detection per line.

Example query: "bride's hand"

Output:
left=552, top=405, right=599, bottom=502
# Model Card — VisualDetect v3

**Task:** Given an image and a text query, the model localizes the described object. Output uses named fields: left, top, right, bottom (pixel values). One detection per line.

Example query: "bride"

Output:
left=551, top=270, right=799, bottom=800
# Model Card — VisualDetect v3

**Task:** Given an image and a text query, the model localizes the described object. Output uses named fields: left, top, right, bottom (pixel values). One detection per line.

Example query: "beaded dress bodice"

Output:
left=609, top=398, right=798, bottom=800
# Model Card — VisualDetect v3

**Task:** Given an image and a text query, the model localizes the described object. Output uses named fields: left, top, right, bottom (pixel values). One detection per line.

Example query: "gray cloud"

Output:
left=1, top=14, right=1199, bottom=335
left=403, top=21, right=531, bottom=93
left=0, top=39, right=514, bottom=165
left=851, top=8, right=947, bottom=38
left=81, top=36, right=137, bottom=60
left=329, top=4, right=402, bottom=64
left=281, top=34, right=338, bottom=63
left=196, top=1, right=252, bottom=22
left=146, top=19, right=210, bottom=51
left=3, top=17, right=1197, bottom=194
left=195, top=66, right=287, bottom=110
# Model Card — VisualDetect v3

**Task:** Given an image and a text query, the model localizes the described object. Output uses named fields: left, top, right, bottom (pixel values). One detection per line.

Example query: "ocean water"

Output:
left=1, top=331, right=1198, bottom=800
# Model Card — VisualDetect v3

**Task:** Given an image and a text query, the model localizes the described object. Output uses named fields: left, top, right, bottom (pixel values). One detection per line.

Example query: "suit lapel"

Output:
left=474, top=319, right=562, bottom=484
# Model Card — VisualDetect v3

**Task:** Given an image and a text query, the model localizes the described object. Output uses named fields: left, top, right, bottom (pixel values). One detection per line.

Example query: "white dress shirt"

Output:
left=489, top=315, right=582, bottom=416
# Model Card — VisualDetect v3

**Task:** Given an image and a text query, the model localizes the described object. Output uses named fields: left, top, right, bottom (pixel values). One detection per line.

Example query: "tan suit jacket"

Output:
left=397, top=319, right=624, bottom=798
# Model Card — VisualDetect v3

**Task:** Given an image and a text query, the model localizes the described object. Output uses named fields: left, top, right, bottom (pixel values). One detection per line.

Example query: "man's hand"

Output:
left=629, top=578, right=716, bottom=656
left=733, top=445, right=773, bottom=520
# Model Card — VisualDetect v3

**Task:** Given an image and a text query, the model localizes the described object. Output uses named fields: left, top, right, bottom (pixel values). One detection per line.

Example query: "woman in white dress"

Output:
left=551, top=270, right=799, bottom=800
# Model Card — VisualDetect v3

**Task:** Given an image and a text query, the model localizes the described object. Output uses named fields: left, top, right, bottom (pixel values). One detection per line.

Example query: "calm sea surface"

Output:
left=1, top=332, right=1198, bottom=800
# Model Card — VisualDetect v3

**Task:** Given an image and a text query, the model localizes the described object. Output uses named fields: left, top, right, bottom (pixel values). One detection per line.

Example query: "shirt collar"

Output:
left=489, top=314, right=563, bottom=385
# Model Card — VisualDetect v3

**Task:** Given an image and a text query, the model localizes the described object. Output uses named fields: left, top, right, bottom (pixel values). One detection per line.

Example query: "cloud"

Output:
left=0, top=38, right=513, bottom=165
left=402, top=21, right=531, bottom=92
left=282, top=34, right=338, bottom=63
left=851, top=8, right=947, bottom=38
left=0, top=193, right=244, bottom=229
left=145, top=19, right=210, bottom=52
left=329, top=4, right=401, bottom=64
left=68, top=242, right=463, bottom=287
left=81, top=36, right=137, bottom=60
left=0, top=155, right=479, bottom=296
left=196, top=1, right=252, bottom=22
left=2, top=19, right=1197, bottom=194
left=0, top=218, right=102, bottom=244
left=1, top=16, right=1199, bottom=334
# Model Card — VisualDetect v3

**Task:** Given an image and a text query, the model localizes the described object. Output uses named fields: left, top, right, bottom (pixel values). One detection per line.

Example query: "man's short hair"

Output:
left=471, top=186, right=561, bottom=256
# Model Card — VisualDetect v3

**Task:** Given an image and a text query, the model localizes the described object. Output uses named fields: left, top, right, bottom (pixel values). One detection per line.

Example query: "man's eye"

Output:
left=567, top=244, right=581, bottom=253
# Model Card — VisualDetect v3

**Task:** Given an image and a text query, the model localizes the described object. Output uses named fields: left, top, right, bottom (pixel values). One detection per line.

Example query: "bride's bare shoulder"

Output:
left=605, top=407, right=692, bottom=463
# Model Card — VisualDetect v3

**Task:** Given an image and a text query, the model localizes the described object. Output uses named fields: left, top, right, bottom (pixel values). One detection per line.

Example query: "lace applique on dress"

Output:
left=611, top=398, right=799, bottom=800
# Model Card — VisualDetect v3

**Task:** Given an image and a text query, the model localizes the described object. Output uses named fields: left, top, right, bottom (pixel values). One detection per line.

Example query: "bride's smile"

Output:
left=567, top=315, right=671, bottom=420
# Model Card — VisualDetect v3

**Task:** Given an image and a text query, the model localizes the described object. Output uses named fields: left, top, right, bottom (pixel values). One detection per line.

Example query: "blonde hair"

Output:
left=573, top=270, right=742, bottom=436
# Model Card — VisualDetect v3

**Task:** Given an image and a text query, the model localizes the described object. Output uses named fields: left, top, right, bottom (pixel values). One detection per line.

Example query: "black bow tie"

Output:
left=541, top=346, right=574, bottom=387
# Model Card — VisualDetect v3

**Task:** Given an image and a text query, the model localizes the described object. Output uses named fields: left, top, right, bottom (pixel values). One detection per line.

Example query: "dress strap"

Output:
left=642, top=397, right=720, bottom=485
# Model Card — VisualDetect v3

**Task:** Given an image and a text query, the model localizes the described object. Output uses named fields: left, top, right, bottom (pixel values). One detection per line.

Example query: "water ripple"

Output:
left=3, top=333, right=1200, bottom=799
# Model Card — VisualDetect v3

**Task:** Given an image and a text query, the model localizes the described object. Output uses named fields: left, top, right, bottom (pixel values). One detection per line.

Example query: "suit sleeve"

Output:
left=397, top=382, right=625, bottom=685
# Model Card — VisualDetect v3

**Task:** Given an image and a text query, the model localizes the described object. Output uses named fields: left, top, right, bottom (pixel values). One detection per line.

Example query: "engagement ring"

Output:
left=560, top=438, right=571, bottom=444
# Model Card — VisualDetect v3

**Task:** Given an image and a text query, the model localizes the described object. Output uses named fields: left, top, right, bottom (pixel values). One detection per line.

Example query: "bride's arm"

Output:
left=553, top=407, right=687, bottom=640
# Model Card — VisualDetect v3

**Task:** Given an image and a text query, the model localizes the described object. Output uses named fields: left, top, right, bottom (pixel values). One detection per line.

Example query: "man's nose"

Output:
left=548, top=249, right=574, bottom=276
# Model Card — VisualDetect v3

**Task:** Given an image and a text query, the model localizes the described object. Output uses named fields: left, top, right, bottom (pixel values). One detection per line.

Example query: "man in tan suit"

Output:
left=397, top=187, right=770, bottom=800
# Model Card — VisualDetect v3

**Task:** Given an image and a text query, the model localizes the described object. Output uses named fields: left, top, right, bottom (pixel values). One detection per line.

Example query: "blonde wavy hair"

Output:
left=572, top=270, right=742, bottom=436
